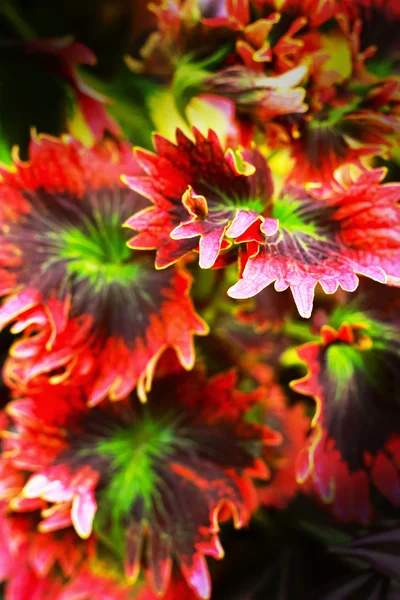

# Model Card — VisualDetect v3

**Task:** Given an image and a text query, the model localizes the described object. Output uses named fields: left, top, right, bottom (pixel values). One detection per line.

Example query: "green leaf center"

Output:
left=273, top=197, right=319, bottom=237
left=325, top=343, right=363, bottom=401
left=91, top=411, right=184, bottom=543
left=57, top=212, right=140, bottom=287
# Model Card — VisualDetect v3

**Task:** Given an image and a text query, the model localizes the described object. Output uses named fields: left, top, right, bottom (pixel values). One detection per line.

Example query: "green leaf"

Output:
left=172, top=44, right=232, bottom=122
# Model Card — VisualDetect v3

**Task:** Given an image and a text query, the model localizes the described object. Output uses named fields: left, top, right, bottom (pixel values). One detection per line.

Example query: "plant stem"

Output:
left=283, top=320, right=319, bottom=343
left=1, top=0, right=37, bottom=40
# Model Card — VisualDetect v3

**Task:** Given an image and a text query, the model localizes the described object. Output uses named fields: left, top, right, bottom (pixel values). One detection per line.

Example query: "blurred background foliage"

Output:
left=1, top=2, right=400, bottom=598
left=0, top=0, right=158, bottom=162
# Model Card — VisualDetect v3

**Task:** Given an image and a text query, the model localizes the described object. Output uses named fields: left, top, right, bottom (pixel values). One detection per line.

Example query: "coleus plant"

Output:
left=0, top=0, right=399, bottom=599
